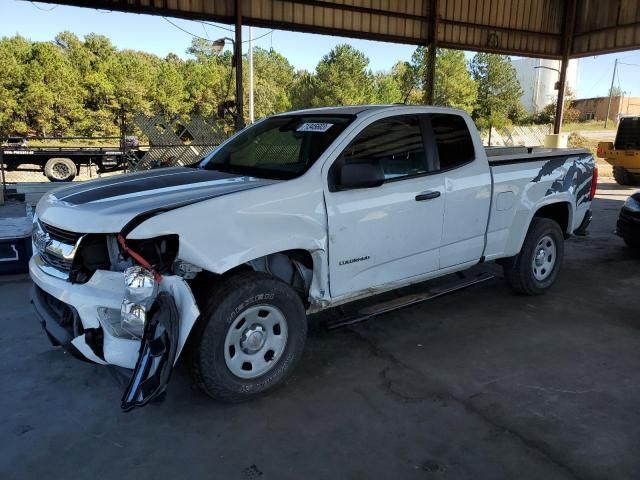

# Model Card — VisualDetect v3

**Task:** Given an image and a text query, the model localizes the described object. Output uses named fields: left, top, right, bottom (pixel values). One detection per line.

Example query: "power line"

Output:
left=164, top=17, right=273, bottom=45
left=197, top=20, right=235, bottom=34
left=250, top=29, right=275, bottom=43
left=164, top=17, right=212, bottom=41
left=30, top=1, right=58, bottom=11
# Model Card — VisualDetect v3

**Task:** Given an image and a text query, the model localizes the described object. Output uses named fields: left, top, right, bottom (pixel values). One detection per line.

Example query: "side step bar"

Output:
left=325, top=271, right=495, bottom=330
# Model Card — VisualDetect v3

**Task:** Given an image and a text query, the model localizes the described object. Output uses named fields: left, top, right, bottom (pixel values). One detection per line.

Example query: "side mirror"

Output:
left=338, top=160, right=385, bottom=190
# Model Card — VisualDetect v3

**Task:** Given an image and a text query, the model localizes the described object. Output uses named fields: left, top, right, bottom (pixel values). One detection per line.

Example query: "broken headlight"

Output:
left=121, top=266, right=158, bottom=338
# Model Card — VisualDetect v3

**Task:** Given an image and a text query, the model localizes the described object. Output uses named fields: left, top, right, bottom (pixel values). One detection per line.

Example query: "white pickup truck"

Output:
left=30, top=106, right=597, bottom=410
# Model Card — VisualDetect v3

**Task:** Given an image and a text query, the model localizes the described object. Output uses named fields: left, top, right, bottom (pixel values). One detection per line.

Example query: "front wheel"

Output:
left=503, top=218, right=565, bottom=295
left=190, top=271, right=307, bottom=402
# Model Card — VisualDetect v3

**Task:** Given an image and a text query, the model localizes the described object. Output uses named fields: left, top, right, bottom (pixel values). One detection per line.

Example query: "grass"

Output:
left=562, top=121, right=616, bottom=132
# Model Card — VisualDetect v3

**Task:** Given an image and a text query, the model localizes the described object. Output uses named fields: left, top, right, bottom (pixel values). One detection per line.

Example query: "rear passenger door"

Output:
left=428, top=113, right=492, bottom=268
left=324, top=114, right=445, bottom=298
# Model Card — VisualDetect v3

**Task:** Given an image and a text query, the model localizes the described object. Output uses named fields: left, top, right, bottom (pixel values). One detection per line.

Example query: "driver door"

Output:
left=324, top=114, right=445, bottom=299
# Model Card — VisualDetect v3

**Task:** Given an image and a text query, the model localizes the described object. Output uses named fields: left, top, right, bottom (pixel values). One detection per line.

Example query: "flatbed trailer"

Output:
left=1, top=137, right=145, bottom=182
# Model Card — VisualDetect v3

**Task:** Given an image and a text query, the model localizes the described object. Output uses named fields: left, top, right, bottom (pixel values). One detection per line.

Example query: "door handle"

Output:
left=415, top=191, right=441, bottom=201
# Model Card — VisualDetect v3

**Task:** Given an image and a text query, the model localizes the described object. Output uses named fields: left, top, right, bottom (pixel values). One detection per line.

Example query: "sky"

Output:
left=3, top=0, right=640, bottom=99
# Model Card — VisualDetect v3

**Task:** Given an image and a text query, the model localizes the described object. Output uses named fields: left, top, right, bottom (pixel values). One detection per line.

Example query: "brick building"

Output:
left=572, top=96, right=640, bottom=122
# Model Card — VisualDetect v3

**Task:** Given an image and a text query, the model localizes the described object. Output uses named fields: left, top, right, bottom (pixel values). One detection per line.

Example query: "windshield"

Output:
left=199, top=114, right=354, bottom=179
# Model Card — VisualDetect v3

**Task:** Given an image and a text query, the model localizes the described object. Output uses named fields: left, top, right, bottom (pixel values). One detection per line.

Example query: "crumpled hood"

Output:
left=36, top=167, right=280, bottom=233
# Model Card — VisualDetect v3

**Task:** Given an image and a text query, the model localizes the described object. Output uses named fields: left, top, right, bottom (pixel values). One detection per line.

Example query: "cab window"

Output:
left=339, top=115, right=428, bottom=181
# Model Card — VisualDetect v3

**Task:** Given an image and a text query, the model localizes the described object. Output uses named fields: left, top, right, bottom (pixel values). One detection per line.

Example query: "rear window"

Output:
left=430, top=114, right=475, bottom=170
left=615, top=117, right=640, bottom=150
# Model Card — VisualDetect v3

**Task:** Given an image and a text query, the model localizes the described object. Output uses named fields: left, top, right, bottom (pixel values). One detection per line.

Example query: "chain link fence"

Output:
left=128, top=113, right=230, bottom=171
left=480, top=125, right=552, bottom=147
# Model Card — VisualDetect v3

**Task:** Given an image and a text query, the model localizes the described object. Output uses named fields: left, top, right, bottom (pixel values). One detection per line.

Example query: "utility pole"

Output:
left=248, top=26, right=254, bottom=124
left=605, top=58, right=618, bottom=128
left=234, top=0, right=244, bottom=131
left=424, top=0, right=439, bottom=105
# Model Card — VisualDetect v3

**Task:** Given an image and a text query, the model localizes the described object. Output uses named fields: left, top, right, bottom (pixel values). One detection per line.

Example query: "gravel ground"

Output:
left=2, top=163, right=125, bottom=183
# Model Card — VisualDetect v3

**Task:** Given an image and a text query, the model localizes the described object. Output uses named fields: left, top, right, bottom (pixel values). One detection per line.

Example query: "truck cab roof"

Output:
left=277, top=104, right=468, bottom=119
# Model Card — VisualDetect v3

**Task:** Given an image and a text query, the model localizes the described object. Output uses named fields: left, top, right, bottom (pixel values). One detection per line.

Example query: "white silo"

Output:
left=512, top=57, right=580, bottom=114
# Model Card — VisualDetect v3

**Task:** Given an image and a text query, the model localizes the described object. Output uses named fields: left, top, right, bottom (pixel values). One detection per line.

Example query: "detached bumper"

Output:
left=29, top=255, right=200, bottom=370
left=31, top=284, right=87, bottom=361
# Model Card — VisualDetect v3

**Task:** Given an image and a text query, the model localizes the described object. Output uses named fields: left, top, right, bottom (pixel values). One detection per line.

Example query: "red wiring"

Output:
left=117, top=234, right=162, bottom=283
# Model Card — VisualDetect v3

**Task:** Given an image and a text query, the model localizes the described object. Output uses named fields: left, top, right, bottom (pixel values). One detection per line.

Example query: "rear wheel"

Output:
left=503, top=218, right=564, bottom=295
left=190, top=271, right=307, bottom=402
left=44, top=157, right=77, bottom=182
left=613, top=166, right=634, bottom=186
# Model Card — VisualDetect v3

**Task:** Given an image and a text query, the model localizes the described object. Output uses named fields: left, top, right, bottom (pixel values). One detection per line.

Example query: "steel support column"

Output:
left=234, top=0, right=244, bottom=131
left=553, top=0, right=577, bottom=134
left=424, top=0, right=439, bottom=105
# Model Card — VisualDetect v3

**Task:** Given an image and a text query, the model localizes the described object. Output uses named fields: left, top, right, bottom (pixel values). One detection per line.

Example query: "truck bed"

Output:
left=486, top=147, right=590, bottom=165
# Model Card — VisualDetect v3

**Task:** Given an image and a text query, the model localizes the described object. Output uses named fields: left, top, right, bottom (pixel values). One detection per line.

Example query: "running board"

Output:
left=325, top=271, right=495, bottom=330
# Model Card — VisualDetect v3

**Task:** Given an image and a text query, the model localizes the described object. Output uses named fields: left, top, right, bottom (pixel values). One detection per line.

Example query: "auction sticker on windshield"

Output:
left=297, top=122, right=334, bottom=132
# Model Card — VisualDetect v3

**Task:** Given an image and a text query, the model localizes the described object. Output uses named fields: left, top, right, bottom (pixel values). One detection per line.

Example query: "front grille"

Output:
left=35, top=222, right=85, bottom=274
left=41, top=222, right=83, bottom=244
left=40, top=250, right=73, bottom=271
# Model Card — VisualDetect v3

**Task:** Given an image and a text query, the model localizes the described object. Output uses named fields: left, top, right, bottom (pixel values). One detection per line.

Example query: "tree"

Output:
left=311, top=44, right=375, bottom=106
left=290, top=70, right=317, bottom=110
left=244, top=47, right=295, bottom=119
left=410, top=47, right=477, bottom=112
left=470, top=53, right=523, bottom=129
left=610, top=85, right=624, bottom=98
left=536, top=87, right=581, bottom=125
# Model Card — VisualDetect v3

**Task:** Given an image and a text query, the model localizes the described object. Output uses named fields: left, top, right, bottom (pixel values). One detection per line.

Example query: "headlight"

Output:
left=623, top=195, right=640, bottom=213
left=121, top=266, right=158, bottom=338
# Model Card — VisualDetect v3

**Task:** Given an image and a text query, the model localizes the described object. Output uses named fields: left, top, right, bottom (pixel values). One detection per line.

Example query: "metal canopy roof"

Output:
left=36, top=0, right=640, bottom=59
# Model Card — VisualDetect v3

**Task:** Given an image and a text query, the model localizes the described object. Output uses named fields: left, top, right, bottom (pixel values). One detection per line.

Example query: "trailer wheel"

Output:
left=613, top=166, right=634, bottom=186
left=503, top=218, right=564, bottom=295
left=190, top=271, right=307, bottom=402
left=44, top=157, right=77, bottom=182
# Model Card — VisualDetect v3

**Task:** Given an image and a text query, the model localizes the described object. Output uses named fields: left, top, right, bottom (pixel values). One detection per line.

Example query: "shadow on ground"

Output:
left=1, top=183, right=638, bottom=480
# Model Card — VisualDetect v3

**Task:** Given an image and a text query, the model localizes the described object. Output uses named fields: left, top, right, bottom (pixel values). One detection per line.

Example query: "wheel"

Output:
left=44, top=157, right=77, bottom=182
left=190, top=271, right=307, bottom=402
left=613, top=166, right=634, bottom=186
left=503, top=218, right=564, bottom=295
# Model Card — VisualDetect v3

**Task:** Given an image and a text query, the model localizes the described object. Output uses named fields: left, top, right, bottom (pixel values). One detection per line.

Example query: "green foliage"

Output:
left=531, top=87, right=580, bottom=126
left=470, top=53, right=523, bottom=129
left=0, top=32, right=529, bottom=138
left=410, top=47, right=478, bottom=112
left=310, top=44, right=375, bottom=106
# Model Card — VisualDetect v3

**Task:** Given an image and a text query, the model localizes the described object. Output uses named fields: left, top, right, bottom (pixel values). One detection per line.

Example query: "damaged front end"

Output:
left=30, top=221, right=200, bottom=412
left=121, top=291, right=179, bottom=411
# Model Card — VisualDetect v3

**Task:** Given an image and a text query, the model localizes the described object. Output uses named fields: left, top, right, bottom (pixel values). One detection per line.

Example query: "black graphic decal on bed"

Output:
left=531, top=155, right=594, bottom=206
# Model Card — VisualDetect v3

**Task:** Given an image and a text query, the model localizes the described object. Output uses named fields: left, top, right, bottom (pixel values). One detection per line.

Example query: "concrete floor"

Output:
left=1, top=181, right=639, bottom=480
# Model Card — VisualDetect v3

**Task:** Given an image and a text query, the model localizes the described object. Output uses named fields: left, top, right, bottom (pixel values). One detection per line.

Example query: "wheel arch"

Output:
left=533, top=201, right=573, bottom=237
left=192, top=248, right=323, bottom=309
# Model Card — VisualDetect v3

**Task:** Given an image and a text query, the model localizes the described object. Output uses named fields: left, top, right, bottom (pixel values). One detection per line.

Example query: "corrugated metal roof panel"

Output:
left=35, top=0, right=640, bottom=58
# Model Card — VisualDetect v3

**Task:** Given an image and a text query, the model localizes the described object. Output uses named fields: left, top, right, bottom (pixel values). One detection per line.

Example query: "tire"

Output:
left=190, top=271, right=307, bottom=402
left=503, top=218, right=565, bottom=295
left=613, top=166, right=634, bottom=186
left=44, top=157, right=77, bottom=182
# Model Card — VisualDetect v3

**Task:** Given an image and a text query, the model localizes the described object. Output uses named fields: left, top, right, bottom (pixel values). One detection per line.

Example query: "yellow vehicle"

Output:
left=597, top=116, right=640, bottom=185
